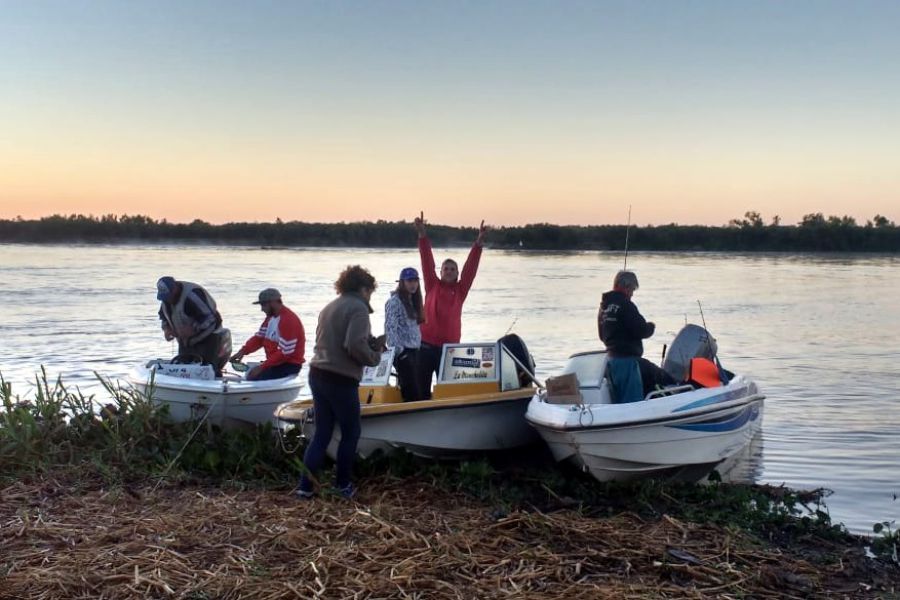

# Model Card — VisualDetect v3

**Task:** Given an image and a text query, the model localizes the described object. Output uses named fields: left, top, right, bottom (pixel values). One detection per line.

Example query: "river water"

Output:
left=1, top=243, right=897, bottom=533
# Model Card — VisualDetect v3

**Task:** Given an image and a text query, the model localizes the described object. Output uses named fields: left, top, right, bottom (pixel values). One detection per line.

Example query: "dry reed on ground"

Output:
left=0, top=477, right=894, bottom=599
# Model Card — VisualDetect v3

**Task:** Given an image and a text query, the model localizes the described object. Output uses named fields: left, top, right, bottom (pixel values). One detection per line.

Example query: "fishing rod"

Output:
left=697, top=299, right=708, bottom=331
left=503, top=315, right=519, bottom=336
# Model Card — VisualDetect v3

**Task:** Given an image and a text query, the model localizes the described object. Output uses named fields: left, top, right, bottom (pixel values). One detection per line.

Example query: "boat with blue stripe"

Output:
left=525, top=325, right=765, bottom=482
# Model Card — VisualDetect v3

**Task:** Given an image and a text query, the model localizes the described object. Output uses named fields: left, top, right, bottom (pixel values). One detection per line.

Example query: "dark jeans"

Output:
left=394, top=348, right=421, bottom=402
left=416, top=343, right=443, bottom=400
left=299, top=368, right=361, bottom=492
left=637, top=357, right=677, bottom=397
left=178, top=332, right=227, bottom=376
left=249, top=362, right=302, bottom=381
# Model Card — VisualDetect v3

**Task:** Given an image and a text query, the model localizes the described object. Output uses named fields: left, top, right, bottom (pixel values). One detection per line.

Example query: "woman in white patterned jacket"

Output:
left=384, top=267, right=425, bottom=402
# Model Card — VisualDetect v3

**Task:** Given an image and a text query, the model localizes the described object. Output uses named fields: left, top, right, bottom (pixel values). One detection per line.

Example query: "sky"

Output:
left=1, top=1, right=898, bottom=227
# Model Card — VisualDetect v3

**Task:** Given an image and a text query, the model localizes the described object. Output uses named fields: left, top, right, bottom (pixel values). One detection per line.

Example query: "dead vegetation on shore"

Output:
left=2, top=475, right=897, bottom=600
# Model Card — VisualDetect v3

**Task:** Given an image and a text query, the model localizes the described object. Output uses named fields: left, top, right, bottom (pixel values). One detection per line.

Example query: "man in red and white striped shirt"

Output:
left=231, top=288, right=305, bottom=380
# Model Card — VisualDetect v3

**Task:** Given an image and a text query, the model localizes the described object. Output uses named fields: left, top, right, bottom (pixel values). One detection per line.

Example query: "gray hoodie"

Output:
left=310, top=292, right=382, bottom=380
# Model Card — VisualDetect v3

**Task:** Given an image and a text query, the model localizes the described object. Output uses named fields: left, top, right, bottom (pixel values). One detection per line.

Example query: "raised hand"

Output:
left=414, top=211, right=426, bottom=238
left=475, top=219, right=490, bottom=246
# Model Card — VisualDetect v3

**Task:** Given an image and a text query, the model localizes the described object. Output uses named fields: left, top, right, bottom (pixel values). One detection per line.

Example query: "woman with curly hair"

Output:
left=298, top=265, right=384, bottom=499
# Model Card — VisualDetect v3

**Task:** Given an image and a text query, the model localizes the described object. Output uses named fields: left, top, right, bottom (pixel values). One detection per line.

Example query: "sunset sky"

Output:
left=1, top=1, right=898, bottom=227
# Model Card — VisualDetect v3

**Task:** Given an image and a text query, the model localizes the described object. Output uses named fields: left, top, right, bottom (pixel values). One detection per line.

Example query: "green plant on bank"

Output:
left=872, top=520, right=900, bottom=563
left=3, top=369, right=897, bottom=564
left=0, top=370, right=303, bottom=485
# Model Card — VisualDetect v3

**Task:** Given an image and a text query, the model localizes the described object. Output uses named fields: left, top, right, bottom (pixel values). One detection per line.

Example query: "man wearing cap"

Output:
left=384, top=267, right=425, bottom=402
left=231, top=288, right=306, bottom=381
left=414, top=212, right=488, bottom=399
left=157, top=276, right=229, bottom=376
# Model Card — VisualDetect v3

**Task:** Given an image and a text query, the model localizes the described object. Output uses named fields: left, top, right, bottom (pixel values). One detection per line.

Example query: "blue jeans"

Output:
left=607, top=356, right=644, bottom=403
left=249, top=362, right=302, bottom=381
left=299, top=368, right=361, bottom=492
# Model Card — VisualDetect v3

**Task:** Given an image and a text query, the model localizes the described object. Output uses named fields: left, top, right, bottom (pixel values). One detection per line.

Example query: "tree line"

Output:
left=0, top=211, right=898, bottom=252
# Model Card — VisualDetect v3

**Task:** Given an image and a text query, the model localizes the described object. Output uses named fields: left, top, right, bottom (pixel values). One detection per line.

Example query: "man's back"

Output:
left=598, top=290, right=655, bottom=357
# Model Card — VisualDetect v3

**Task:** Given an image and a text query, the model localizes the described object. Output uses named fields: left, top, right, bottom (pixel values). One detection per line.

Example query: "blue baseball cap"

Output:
left=156, top=276, right=177, bottom=301
left=397, top=267, right=419, bottom=281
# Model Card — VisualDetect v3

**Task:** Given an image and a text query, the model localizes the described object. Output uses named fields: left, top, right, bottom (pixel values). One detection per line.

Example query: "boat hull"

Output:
left=527, top=378, right=765, bottom=482
left=279, top=391, right=540, bottom=460
left=128, top=367, right=303, bottom=429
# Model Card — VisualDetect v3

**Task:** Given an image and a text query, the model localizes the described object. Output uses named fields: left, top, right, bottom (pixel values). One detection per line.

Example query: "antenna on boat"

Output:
left=623, top=205, right=632, bottom=270
left=504, top=316, right=519, bottom=336
left=697, top=300, right=709, bottom=330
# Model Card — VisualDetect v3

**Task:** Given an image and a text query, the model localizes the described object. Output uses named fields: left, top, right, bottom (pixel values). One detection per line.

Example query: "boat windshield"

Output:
left=564, top=352, right=607, bottom=388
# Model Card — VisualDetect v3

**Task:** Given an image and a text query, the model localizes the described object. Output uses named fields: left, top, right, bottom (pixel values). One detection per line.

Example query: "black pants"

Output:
left=394, top=348, right=421, bottom=402
left=178, top=333, right=227, bottom=376
left=637, top=357, right=676, bottom=397
left=416, top=343, right=443, bottom=400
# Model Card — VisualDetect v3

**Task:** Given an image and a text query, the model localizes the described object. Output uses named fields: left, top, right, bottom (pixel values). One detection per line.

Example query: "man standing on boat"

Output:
left=598, top=271, right=673, bottom=403
left=231, top=288, right=305, bottom=381
left=156, top=276, right=230, bottom=376
left=414, top=212, right=488, bottom=399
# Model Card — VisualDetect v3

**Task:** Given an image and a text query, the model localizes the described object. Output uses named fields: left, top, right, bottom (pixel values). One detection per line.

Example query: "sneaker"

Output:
left=296, top=488, right=315, bottom=500
left=336, top=483, right=355, bottom=499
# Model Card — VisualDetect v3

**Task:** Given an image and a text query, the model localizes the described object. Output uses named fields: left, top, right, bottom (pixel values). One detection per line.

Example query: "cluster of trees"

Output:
left=0, top=212, right=898, bottom=252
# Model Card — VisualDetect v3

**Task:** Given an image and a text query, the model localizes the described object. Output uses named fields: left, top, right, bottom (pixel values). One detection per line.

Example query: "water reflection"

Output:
left=0, top=244, right=898, bottom=533
left=718, top=431, right=765, bottom=484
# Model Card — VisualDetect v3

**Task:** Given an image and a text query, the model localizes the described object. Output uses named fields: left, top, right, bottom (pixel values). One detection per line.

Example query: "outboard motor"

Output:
left=662, top=324, right=718, bottom=382
left=498, top=333, right=536, bottom=387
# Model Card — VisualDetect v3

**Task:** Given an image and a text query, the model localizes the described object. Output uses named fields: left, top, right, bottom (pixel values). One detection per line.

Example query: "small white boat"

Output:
left=276, top=337, right=541, bottom=459
left=525, top=325, right=765, bottom=482
left=128, top=360, right=304, bottom=429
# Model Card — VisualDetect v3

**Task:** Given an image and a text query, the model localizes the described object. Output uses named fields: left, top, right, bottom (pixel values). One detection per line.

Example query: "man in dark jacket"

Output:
left=598, top=271, right=673, bottom=402
left=157, top=276, right=230, bottom=376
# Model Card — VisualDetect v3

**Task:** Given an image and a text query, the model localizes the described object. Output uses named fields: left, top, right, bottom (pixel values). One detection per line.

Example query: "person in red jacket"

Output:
left=414, top=212, right=488, bottom=399
left=231, top=288, right=305, bottom=380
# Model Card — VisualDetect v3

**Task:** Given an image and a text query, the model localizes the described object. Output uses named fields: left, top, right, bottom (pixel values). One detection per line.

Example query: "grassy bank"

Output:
left=1, top=371, right=898, bottom=598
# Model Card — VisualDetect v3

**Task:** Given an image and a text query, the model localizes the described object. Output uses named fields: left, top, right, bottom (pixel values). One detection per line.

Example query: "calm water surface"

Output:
left=1, top=243, right=898, bottom=533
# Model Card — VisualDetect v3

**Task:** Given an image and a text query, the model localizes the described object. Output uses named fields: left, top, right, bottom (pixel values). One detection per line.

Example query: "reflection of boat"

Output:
left=713, top=429, right=764, bottom=484
left=525, top=325, right=765, bottom=482
left=276, top=337, right=540, bottom=459
left=128, top=360, right=304, bottom=428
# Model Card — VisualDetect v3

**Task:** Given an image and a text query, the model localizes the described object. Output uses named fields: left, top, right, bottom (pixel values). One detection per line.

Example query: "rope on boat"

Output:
left=151, top=394, right=222, bottom=493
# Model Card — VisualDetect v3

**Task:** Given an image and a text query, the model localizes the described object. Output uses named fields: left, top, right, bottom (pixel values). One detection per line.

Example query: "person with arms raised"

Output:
left=414, top=212, right=488, bottom=399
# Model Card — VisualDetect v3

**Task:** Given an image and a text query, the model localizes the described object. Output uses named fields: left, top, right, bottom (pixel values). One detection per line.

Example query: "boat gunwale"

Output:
left=526, top=393, right=765, bottom=433
left=277, top=387, right=537, bottom=422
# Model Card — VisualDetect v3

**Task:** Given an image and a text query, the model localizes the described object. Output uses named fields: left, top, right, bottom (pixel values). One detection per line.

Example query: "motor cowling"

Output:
left=661, top=324, right=718, bottom=382
left=498, top=333, right=536, bottom=386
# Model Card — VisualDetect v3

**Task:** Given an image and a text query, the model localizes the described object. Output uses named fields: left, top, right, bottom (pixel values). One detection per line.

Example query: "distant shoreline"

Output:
left=1, top=213, right=898, bottom=252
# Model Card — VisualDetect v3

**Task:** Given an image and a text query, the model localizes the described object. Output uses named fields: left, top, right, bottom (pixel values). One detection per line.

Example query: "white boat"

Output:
left=525, top=325, right=765, bottom=482
left=128, top=360, right=304, bottom=429
left=276, top=337, right=541, bottom=459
